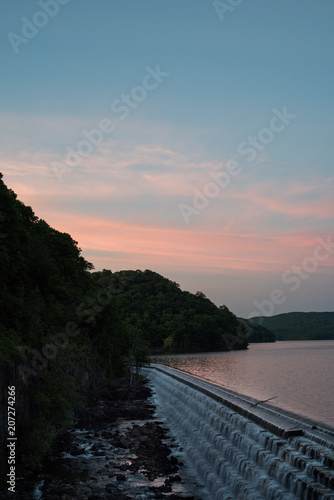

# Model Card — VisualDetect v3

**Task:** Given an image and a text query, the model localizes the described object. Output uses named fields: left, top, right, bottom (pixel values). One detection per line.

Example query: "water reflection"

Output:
left=153, top=340, right=334, bottom=426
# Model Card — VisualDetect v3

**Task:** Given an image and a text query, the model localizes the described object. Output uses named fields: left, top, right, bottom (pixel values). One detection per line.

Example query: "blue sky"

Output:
left=1, top=0, right=333, bottom=317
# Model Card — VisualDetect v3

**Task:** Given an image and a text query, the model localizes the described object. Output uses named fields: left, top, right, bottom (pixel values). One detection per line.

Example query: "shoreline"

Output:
left=151, top=340, right=334, bottom=428
left=146, top=364, right=334, bottom=499
left=147, top=364, right=334, bottom=438
left=3, top=377, right=201, bottom=500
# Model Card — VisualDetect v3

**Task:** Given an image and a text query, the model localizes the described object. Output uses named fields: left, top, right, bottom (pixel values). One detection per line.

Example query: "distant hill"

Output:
left=238, top=317, right=276, bottom=343
left=249, top=312, right=334, bottom=341
left=92, top=269, right=249, bottom=353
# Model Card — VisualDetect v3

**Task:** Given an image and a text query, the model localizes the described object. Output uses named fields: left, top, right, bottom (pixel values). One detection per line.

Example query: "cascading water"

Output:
left=144, top=365, right=334, bottom=500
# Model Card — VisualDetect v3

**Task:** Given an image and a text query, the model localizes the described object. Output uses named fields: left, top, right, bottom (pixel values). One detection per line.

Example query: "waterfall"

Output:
left=144, top=365, right=334, bottom=500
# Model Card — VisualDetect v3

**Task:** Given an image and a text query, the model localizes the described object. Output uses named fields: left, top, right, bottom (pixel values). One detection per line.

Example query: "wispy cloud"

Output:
left=231, top=178, right=334, bottom=224
left=1, top=112, right=333, bottom=310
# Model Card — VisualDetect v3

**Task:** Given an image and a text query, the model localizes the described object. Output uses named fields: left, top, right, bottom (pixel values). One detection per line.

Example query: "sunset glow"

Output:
left=1, top=1, right=333, bottom=316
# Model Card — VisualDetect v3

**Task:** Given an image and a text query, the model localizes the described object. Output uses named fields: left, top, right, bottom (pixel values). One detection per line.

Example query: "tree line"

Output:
left=0, top=173, right=266, bottom=476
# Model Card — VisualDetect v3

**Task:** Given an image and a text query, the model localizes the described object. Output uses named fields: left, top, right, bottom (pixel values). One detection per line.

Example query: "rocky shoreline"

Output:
left=6, top=377, right=204, bottom=499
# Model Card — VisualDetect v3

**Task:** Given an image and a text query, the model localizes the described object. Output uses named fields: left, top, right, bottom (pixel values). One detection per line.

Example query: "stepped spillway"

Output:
left=143, top=365, right=334, bottom=500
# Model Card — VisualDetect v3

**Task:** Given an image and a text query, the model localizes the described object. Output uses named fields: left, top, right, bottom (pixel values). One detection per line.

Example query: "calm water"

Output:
left=153, top=340, right=334, bottom=427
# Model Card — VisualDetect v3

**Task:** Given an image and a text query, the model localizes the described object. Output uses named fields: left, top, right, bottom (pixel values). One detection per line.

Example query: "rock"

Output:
left=160, top=483, right=172, bottom=492
left=12, top=377, right=198, bottom=500
left=105, top=483, right=130, bottom=499
left=116, top=473, right=126, bottom=481
left=169, top=474, right=182, bottom=483
left=75, top=485, right=93, bottom=497
left=71, top=448, right=86, bottom=456
left=94, top=450, right=106, bottom=456
left=169, top=496, right=195, bottom=500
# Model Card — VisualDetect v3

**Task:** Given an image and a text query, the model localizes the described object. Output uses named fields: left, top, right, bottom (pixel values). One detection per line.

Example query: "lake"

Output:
left=153, top=340, right=334, bottom=427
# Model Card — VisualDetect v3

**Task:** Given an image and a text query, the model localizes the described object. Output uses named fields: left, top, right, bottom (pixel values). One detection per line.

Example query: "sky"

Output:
left=1, top=0, right=333, bottom=318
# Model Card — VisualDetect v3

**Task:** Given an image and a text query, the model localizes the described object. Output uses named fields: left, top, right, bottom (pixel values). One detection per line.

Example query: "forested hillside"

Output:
left=92, top=269, right=249, bottom=353
left=251, top=312, right=334, bottom=340
left=237, top=318, right=276, bottom=343
left=0, top=173, right=131, bottom=475
left=0, top=173, right=248, bottom=478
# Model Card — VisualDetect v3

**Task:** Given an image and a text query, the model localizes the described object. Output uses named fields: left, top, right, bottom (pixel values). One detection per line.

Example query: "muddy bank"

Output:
left=6, top=377, right=205, bottom=499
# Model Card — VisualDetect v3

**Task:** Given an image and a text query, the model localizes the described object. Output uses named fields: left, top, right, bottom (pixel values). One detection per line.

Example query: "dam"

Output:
left=143, top=365, right=334, bottom=500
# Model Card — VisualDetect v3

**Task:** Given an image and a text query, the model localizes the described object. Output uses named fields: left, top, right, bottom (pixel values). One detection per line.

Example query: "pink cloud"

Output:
left=1, top=115, right=333, bottom=286
left=31, top=211, right=334, bottom=277
left=230, top=178, right=334, bottom=223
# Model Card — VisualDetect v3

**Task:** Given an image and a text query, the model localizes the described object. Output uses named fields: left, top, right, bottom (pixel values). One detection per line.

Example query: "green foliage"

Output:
left=21, top=415, right=56, bottom=469
left=127, top=331, right=151, bottom=384
left=93, top=269, right=248, bottom=353
left=0, top=173, right=132, bottom=471
left=0, top=327, right=24, bottom=361
left=0, top=172, right=248, bottom=474
left=238, top=318, right=276, bottom=343
left=252, top=312, right=334, bottom=341
left=84, top=299, right=130, bottom=379
left=0, top=174, right=94, bottom=348
left=134, top=344, right=151, bottom=366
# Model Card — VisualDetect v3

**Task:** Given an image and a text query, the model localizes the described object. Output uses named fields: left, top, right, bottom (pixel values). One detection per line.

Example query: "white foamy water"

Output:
left=146, top=364, right=334, bottom=500
left=154, top=340, right=334, bottom=427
